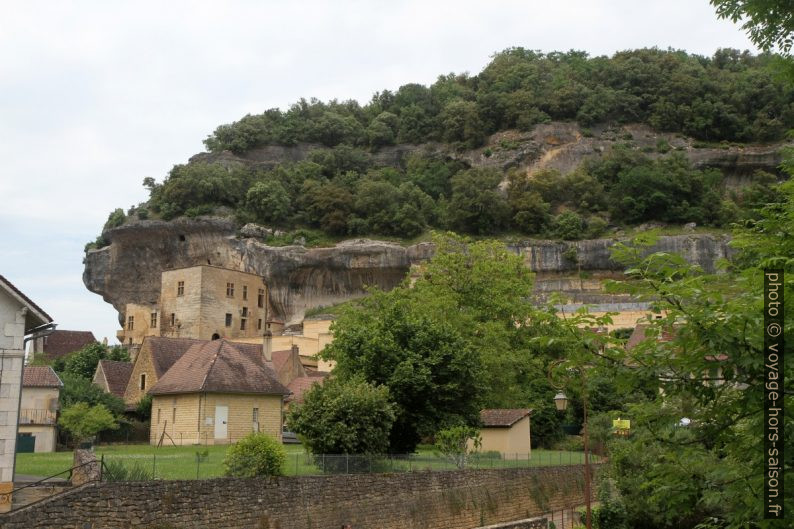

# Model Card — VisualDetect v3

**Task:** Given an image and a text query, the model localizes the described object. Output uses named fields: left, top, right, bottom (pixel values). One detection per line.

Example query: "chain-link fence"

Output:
left=99, top=449, right=602, bottom=481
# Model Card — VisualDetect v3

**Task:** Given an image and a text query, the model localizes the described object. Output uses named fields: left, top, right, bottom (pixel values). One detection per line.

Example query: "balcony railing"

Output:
left=19, top=409, right=56, bottom=425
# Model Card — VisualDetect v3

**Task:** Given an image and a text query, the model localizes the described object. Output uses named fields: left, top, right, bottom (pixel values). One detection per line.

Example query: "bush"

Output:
left=59, top=403, right=118, bottom=445
left=223, top=433, right=286, bottom=477
left=102, top=459, right=153, bottom=481
left=287, top=378, right=396, bottom=455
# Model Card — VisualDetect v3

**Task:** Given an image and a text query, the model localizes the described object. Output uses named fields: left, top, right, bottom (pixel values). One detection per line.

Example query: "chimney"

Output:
left=263, top=330, right=273, bottom=362
left=291, top=344, right=299, bottom=358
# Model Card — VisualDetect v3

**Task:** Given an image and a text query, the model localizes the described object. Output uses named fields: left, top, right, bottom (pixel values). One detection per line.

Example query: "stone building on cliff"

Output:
left=117, top=265, right=272, bottom=348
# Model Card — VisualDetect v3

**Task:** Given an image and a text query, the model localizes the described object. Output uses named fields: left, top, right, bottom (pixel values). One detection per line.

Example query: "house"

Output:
left=28, top=329, right=96, bottom=362
left=0, top=274, right=53, bottom=511
left=93, top=359, right=133, bottom=399
left=478, top=409, right=533, bottom=456
left=123, top=336, right=203, bottom=408
left=18, top=366, right=62, bottom=453
left=147, top=339, right=289, bottom=445
left=117, top=265, right=270, bottom=347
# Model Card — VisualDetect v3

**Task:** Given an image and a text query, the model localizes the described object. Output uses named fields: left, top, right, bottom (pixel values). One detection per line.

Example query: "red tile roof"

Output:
left=286, top=372, right=328, bottom=403
left=480, top=409, right=532, bottom=428
left=22, top=366, right=63, bottom=388
left=143, top=337, right=205, bottom=377
left=625, top=324, right=676, bottom=351
left=271, top=349, right=295, bottom=373
left=97, top=359, right=133, bottom=398
left=148, top=339, right=289, bottom=396
left=41, top=330, right=97, bottom=359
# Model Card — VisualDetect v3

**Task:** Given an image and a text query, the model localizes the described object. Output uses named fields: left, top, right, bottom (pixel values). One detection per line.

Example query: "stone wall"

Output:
left=0, top=465, right=597, bottom=529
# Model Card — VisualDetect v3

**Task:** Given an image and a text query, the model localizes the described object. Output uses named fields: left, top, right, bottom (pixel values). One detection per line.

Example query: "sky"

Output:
left=0, top=0, right=757, bottom=345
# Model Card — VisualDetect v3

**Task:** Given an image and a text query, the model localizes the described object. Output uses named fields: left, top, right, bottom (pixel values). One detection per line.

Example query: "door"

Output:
left=214, top=405, right=228, bottom=441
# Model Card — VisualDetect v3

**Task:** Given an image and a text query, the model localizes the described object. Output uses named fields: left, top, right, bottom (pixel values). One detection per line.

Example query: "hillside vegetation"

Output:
left=90, top=48, right=793, bottom=249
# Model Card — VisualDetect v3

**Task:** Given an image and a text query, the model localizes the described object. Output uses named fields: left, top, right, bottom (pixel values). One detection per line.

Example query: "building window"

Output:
left=242, top=285, right=248, bottom=300
left=258, top=289, right=265, bottom=308
left=157, top=408, right=161, bottom=424
left=226, top=282, right=234, bottom=297
left=150, top=312, right=157, bottom=328
left=170, top=313, right=176, bottom=326
left=257, top=319, right=262, bottom=330
left=177, top=281, right=184, bottom=296
left=172, top=407, right=176, bottom=424
left=127, top=316, right=134, bottom=330
left=140, top=373, right=146, bottom=390
left=225, top=313, right=232, bottom=327
left=253, top=408, right=259, bottom=422
left=240, top=319, right=247, bottom=331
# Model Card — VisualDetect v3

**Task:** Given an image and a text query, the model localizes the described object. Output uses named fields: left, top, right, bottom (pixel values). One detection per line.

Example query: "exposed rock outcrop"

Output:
left=189, top=122, right=789, bottom=181
left=83, top=218, right=733, bottom=325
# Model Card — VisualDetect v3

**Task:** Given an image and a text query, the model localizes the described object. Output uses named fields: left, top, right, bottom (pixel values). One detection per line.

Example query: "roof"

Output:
left=286, top=372, right=328, bottom=403
left=97, top=360, right=133, bottom=398
left=480, top=409, right=532, bottom=428
left=41, top=330, right=96, bottom=359
left=22, top=366, right=63, bottom=388
left=143, top=336, right=205, bottom=377
left=625, top=324, right=676, bottom=351
left=271, top=349, right=295, bottom=373
left=0, top=274, right=52, bottom=331
left=148, top=339, right=289, bottom=396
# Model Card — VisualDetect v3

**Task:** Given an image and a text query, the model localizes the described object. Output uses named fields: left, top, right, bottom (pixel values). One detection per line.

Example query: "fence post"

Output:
left=346, top=454, right=349, bottom=474
left=295, top=453, right=299, bottom=476
left=99, top=454, right=104, bottom=482
left=153, top=454, right=156, bottom=479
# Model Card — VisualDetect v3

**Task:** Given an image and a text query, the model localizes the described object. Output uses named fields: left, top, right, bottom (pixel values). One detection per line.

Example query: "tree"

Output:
left=434, top=425, right=481, bottom=469
left=223, top=433, right=286, bottom=477
left=59, top=403, right=118, bottom=445
left=444, top=168, right=510, bottom=234
left=245, top=179, right=291, bottom=225
left=288, top=378, right=395, bottom=455
left=323, top=295, right=482, bottom=453
left=59, top=372, right=126, bottom=417
left=711, top=0, right=794, bottom=55
left=63, top=343, right=128, bottom=380
left=588, top=171, right=794, bottom=527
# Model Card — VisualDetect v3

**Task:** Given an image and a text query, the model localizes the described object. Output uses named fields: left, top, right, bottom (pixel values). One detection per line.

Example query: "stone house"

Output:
left=18, top=366, right=62, bottom=453
left=28, top=329, right=96, bottom=362
left=122, top=336, right=203, bottom=408
left=478, top=409, right=533, bottom=456
left=93, top=359, right=133, bottom=399
left=0, top=274, right=53, bottom=510
left=118, top=265, right=270, bottom=347
left=148, top=339, right=289, bottom=445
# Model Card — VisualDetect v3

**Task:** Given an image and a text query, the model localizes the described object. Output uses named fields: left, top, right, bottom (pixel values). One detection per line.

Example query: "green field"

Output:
left=15, top=444, right=598, bottom=481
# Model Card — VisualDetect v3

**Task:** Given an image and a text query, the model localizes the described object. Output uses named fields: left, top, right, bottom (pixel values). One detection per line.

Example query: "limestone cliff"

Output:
left=190, top=122, right=788, bottom=182
left=83, top=218, right=733, bottom=326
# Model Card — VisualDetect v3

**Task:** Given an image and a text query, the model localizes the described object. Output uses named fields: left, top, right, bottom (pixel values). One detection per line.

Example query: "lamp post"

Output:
left=549, top=361, right=592, bottom=529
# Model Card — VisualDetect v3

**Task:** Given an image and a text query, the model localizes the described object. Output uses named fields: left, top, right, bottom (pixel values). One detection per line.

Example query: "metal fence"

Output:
left=99, top=449, right=603, bottom=482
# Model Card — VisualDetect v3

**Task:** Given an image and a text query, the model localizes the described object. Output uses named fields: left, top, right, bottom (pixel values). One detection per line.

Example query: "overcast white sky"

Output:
left=0, top=1, right=757, bottom=345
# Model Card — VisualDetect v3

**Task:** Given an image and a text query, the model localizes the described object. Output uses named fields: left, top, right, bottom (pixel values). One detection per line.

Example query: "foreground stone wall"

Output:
left=0, top=465, right=596, bottom=529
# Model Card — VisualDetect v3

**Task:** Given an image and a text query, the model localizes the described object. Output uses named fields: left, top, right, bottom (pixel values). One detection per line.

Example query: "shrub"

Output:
left=434, top=425, right=481, bottom=469
left=102, top=459, right=153, bottom=482
left=59, top=403, right=118, bottom=445
left=223, top=433, right=286, bottom=477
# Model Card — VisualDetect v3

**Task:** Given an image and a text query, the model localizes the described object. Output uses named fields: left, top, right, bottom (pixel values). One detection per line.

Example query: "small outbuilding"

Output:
left=479, top=408, right=533, bottom=456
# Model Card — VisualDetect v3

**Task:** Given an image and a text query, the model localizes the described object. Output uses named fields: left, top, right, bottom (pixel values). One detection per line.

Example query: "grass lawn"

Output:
left=15, top=444, right=599, bottom=481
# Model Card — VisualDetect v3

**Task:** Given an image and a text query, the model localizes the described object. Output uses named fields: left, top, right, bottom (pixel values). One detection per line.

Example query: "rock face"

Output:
left=189, top=122, right=789, bottom=181
left=83, top=218, right=733, bottom=325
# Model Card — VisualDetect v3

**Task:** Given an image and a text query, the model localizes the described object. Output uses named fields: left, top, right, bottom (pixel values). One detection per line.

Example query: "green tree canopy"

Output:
left=288, top=378, right=396, bottom=455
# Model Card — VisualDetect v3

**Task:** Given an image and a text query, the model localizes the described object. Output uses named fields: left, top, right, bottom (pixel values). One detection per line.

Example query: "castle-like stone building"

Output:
left=118, top=265, right=271, bottom=347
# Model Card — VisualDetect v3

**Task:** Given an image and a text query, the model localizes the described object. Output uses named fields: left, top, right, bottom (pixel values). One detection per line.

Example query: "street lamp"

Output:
left=549, top=361, right=592, bottom=529
left=553, top=391, right=568, bottom=411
